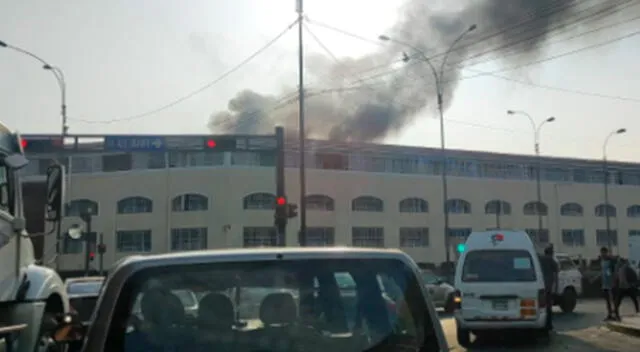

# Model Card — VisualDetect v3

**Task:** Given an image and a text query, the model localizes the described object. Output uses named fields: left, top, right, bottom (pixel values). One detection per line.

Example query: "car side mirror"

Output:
left=45, top=164, right=65, bottom=222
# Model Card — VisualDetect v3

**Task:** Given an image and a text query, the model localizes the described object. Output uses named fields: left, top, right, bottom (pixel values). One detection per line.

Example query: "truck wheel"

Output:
left=444, top=294, right=455, bottom=314
left=560, top=287, right=577, bottom=313
left=456, top=327, right=471, bottom=348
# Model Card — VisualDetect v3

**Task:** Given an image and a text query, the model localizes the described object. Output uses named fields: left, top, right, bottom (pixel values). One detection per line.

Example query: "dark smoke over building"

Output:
left=209, top=0, right=635, bottom=142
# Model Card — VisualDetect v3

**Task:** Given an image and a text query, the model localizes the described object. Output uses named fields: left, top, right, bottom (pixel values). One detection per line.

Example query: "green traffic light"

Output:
left=456, top=243, right=465, bottom=253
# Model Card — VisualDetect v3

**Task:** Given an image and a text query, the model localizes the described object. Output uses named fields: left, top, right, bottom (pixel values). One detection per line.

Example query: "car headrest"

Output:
left=198, top=292, right=235, bottom=329
left=259, top=292, right=297, bottom=326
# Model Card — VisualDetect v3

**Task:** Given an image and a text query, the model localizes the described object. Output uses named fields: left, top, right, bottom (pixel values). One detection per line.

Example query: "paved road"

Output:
left=439, top=299, right=640, bottom=351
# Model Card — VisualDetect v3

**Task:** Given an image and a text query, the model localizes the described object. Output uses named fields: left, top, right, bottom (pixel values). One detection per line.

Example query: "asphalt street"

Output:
left=439, top=299, right=640, bottom=351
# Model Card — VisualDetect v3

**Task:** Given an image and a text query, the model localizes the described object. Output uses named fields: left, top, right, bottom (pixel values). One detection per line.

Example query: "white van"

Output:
left=453, top=230, right=549, bottom=347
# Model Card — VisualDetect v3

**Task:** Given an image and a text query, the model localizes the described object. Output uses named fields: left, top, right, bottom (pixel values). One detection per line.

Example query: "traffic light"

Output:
left=20, top=138, right=63, bottom=153
left=89, top=252, right=95, bottom=261
left=274, top=196, right=287, bottom=234
left=286, top=203, right=298, bottom=219
left=456, top=243, right=466, bottom=253
left=204, top=139, right=217, bottom=148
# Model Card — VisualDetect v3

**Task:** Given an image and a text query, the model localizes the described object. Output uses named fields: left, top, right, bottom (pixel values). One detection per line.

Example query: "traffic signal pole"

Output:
left=98, top=233, right=104, bottom=276
left=275, top=126, right=286, bottom=246
left=81, top=211, right=93, bottom=276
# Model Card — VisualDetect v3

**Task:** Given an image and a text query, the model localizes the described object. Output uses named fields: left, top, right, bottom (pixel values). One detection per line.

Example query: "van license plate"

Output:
left=492, top=300, right=508, bottom=310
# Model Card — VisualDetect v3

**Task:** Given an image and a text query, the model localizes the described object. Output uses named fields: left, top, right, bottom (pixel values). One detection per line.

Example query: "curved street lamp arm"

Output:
left=438, top=27, right=475, bottom=85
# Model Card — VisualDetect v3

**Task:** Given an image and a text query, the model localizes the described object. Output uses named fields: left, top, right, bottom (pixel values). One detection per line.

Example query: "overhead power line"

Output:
left=70, top=18, right=299, bottom=125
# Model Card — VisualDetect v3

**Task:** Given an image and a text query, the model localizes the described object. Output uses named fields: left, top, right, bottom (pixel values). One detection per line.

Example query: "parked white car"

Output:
left=422, top=270, right=456, bottom=313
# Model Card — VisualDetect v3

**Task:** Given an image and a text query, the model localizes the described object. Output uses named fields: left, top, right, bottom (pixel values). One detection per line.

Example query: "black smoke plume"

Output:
left=209, top=0, right=635, bottom=141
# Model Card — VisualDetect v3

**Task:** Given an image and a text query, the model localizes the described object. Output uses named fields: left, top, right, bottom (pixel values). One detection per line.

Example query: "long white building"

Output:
left=19, top=134, right=640, bottom=273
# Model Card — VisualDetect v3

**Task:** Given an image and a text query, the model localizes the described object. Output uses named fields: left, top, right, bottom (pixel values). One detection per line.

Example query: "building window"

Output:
left=305, top=195, right=335, bottom=211
left=630, top=230, right=640, bottom=237
left=446, top=199, right=471, bottom=214
left=172, top=194, right=208, bottom=212
left=399, top=198, right=428, bottom=213
left=523, top=201, right=548, bottom=216
left=169, top=151, right=224, bottom=168
left=243, top=193, right=276, bottom=210
left=116, top=196, right=153, bottom=214
left=627, top=205, right=640, bottom=218
left=305, top=227, right=335, bottom=246
left=595, top=204, right=616, bottom=217
left=66, top=199, right=99, bottom=217
left=561, top=229, right=585, bottom=247
left=484, top=200, right=511, bottom=215
left=243, top=227, right=281, bottom=247
left=352, top=196, right=384, bottom=212
left=399, top=227, right=429, bottom=248
left=560, top=203, right=583, bottom=216
left=596, top=230, right=618, bottom=247
left=116, top=230, right=152, bottom=253
left=171, top=227, right=207, bottom=251
left=525, top=229, right=550, bottom=244
left=352, top=227, right=384, bottom=247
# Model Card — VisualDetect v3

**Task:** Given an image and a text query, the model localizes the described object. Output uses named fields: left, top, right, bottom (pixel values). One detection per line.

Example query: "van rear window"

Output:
left=462, top=250, right=537, bottom=282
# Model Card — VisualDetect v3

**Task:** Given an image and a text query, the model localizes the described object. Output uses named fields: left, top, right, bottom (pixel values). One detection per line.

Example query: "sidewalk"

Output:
left=606, top=315, right=640, bottom=337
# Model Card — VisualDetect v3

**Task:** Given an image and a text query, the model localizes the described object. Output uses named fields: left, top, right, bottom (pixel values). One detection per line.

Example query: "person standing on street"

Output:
left=600, top=247, right=616, bottom=321
left=613, top=258, right=639, bottom=319
left=539, top=245, right=559, bottom=331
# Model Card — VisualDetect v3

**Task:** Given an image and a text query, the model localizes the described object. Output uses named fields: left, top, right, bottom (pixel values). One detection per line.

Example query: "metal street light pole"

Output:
left=0, top=40, right=68, bottom=136
left=1, top=40, right=69, bottom=270
left=296, top=0, right=307, bottom=246
left=603, top=128, right=626, bottom=251
left=379, top=25, right=476, bottom=268
left=507, top=110, right=555, bottom=241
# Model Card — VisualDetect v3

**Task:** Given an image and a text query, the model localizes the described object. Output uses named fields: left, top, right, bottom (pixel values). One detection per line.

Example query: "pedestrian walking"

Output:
left=539, top=245, right=558, bottom=330
left=613, top=258, right=639, bottom=319
left=600, top=247, right=617, bottom=321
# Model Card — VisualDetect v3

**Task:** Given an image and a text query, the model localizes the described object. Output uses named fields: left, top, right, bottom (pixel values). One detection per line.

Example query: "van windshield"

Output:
left=462, top=250, right=537, bottom=282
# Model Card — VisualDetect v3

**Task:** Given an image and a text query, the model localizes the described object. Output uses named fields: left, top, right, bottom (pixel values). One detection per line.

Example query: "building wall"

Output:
left=41, top=165, right=640, bottom=272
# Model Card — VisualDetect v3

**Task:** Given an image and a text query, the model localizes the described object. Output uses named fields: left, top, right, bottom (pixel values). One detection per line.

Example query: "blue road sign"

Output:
left=104, top=136, right=165, bottom=151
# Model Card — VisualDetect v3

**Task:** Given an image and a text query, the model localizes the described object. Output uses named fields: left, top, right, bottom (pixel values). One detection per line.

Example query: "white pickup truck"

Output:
left=551, top=253, right=583, bottom=313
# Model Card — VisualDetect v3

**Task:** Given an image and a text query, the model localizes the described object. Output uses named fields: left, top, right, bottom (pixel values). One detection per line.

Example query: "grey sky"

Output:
left=2, top=0, right=639, bottom=161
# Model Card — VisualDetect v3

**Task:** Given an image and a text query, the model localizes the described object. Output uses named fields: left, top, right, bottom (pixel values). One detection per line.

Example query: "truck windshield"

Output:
left=462, top=249, right=537, bottom=282
left=116, top=258, right=434, bottom=351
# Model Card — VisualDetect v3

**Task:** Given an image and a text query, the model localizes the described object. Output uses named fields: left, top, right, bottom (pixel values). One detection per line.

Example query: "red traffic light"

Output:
left=20, top=139, right=28, bottom=148
left=206, top=139, right=216, bottom=148
left=276, top=196, right=286, bottom=206
left=89, top=251, right=95, bottom=259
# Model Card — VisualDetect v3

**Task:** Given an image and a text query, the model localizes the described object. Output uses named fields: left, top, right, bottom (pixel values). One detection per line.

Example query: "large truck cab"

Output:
left=0, top=123, right=68, bottom=352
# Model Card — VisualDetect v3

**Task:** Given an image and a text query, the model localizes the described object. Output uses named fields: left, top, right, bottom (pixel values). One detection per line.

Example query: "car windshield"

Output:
left=421, top=271, right=441, bottom=284
left=116, top=258, right=433, bottom=351
left=67, top=281, right=103, bottom=295
left=462, top=249, right=537, bottom=282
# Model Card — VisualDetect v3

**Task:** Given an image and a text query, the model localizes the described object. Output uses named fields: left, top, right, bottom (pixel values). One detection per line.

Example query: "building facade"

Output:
left=19, top=135, right=640, bottom=273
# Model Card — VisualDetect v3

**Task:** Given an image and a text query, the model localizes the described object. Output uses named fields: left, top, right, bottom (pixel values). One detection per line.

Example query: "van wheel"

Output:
left=456, top=327, right=471, bottom=348
left=444, top=294, right=455, bottom=314
left=560, top=287, right=577, bottom=313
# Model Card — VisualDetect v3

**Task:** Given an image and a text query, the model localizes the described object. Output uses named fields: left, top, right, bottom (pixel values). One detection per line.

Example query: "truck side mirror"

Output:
left=45, top=164, right=65, bottom=222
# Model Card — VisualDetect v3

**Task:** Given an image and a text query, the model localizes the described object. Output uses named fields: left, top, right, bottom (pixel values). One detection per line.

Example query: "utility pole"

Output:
left=296, top=0, right=307, bottom=246
left=603, top=128, right=626, bottom=252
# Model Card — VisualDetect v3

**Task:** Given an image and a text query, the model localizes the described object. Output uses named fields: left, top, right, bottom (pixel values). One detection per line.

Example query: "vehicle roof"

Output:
left=465, top=230, right=535, bottom=251
left=121, top=247, right=406, bottom=265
